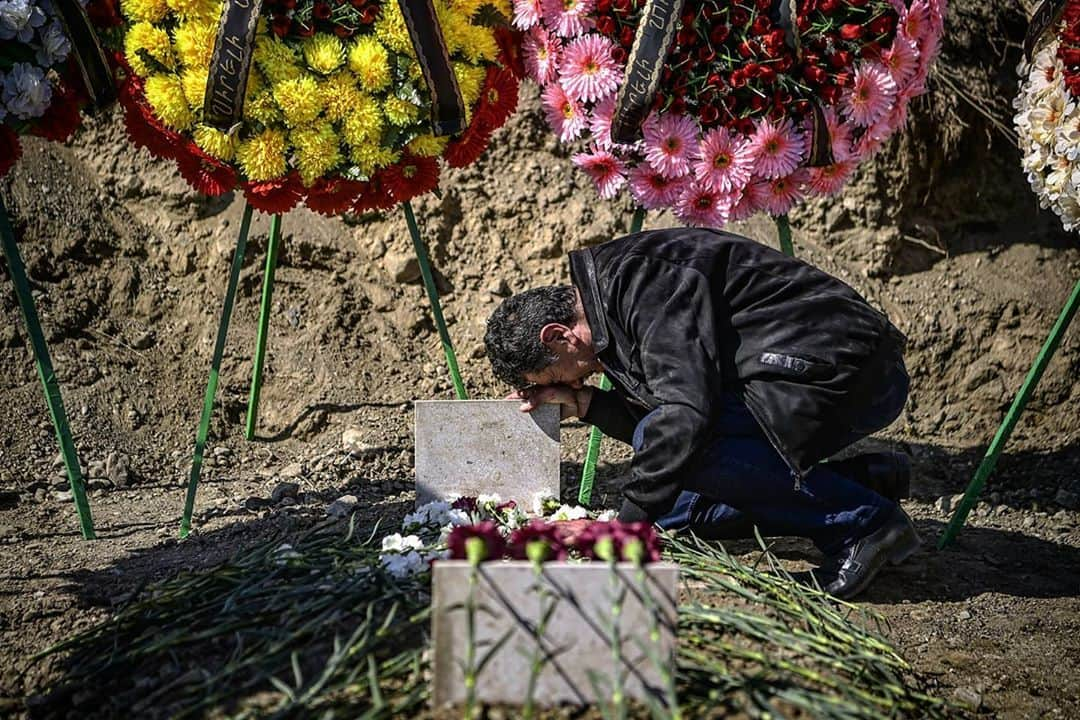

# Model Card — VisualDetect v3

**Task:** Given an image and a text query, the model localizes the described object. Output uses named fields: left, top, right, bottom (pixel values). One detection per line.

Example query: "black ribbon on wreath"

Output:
left=397, top=0, right=467, bottom=135
left=1025, top=0, right=1069, bottom=60
left=53, top=0, right=117, bottom=110
left=610, top=0, right=833, bottom=166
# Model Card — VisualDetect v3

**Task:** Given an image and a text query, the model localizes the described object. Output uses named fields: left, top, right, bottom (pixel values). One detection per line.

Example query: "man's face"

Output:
left=521, top=343, right=598, bottom=389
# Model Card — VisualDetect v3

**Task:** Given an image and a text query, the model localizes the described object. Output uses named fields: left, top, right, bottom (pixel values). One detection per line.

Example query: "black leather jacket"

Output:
left=570, top=228, right=907, bottom=523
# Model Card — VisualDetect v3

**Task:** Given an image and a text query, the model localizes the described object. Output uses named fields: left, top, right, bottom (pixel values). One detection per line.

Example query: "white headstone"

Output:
left=431, top=560, right=679, bottom=708
left=414, top=400, right=560, bottom=507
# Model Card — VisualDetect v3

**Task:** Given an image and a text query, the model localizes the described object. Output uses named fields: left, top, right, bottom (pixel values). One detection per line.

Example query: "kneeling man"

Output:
left=484, top=228, right=919, bottom=599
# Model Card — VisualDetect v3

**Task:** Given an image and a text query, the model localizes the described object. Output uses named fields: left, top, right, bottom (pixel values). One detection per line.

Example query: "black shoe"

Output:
left=821, top=451, right=912, bottom=501
left=805, top=507, right=921, bottom=600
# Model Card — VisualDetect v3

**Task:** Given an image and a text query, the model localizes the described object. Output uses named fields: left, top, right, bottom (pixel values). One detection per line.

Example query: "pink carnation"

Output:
left=695, top=127, right=753, bottom=194
left=541, top=0, right=594, bottom=38
left=843, top=62, right=897, bottom=128
left=542, top=82, right=587, bottom=142
left=628, top=165, right=690, bottom=209
left=560, top=34, right=621, bottom=103
left=675, top=182, right=730, bottom=228
left=883, top=33, right=919, bottom=86
left=643, top=113, right=698, bottom=179
left=806, top=160, right=856, bottom=197
left=573, top=149, right=627, bottom=199
left=512, top=0, right=541, bottom=29
left=523, top=26, right=561, bottom=85
left=746, top=117, right=806, bottom=179
left=748, top=170, right=808, bottom=216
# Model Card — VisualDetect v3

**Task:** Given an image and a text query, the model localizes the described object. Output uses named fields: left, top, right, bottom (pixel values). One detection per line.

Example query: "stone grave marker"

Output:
left=414, top=400, right=560, bottom=507
left=431, top=560, right=679, bottom=707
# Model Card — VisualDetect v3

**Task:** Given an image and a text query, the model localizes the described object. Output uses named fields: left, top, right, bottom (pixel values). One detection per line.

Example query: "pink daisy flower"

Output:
left=541, top=0, right=594, bottom=38
left=748, top=170, right=808, bottom=216
left=573, top=149, right=627, bottom=198
left=852, top=119, right=892, bottom=161
left=642, top=113, right=699, bottom=178
left=541, top=82, right=586, bottom=142
left=675, top=182, right=731, bottom=228
left=746, top=117, right=806, bottom=179
left=628, top=164, right=690, bottom=209
left=590, top=94, right=616, bottom=149
left=695, top=127, right=753, bottom=194
left=820, top=107, right=854, bottom=162
left=523, top=27, right=561, bottom=85
left=883, top=34, right=919, bottom=86
left=727, top=188, right=759, bottom=223
left=843, top=62, right=897, bottom=128
left=806, top=160, right=856, bottom=197
left=512, top=0, right=541, bottom=29
left=560, top=34, right=621, bottom=103
left=901, top=0, right=932, bottom=43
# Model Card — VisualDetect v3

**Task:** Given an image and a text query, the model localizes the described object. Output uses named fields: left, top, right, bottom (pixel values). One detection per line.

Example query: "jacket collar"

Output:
left=568, top=248, right=609, bottom=354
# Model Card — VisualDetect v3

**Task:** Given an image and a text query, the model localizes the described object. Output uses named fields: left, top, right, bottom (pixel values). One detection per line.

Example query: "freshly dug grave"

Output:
left=2, top=0, right=1079, bottom=715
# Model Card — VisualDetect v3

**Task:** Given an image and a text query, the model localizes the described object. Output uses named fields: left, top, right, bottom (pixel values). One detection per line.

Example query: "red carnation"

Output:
left=242, top=173, right=304, bottom=214
left=508, top=520, right=569, bottom=562
left=709, top=23, right=730, bottom=44
left=175, top=144, right=238, bottom=196
left=619, top=26, right=635, bottom=47
left=0, top=126, right=21, bottom=179
left=803, top=64, right=828, bottom=84
left=30, top=82, right=83, bottom=143
left=868, top=14, right=895, bottom=36
left=306, top=177, right=364, bottom=215
left=596, top=15, right=615, bottom=35
left=351, top=172, right=396, bottom=213
left=474, top=67, right=519, bottom=131
left=447, top=522, right=506, bottom=562
left=839, top=23, right=863, bottom=40
left=444, top=121, right=491, bottom=168
left=86, top=0, right=122, bottom=27
left=382, top=153, right=440, bottom=203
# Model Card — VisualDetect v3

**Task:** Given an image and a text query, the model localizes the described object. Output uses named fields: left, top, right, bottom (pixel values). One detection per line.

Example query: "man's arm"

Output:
left=515, top=384, right=640, bottom=444
left=613, top=258, right=723, bottom=523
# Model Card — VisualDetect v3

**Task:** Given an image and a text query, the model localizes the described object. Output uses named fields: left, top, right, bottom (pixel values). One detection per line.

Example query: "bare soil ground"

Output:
left=2, top=2, right=1080, bottom=715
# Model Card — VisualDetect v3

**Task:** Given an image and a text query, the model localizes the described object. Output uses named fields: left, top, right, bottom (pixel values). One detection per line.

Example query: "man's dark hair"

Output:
left=485, top=285, right=576, bottom=388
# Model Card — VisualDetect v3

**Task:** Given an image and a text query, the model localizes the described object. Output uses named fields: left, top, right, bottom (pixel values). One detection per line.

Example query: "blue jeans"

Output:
left=651, top=359, right=909, bottom=555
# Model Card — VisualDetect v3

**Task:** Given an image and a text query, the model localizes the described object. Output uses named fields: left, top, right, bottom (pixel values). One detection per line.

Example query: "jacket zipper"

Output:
left=743, top=396, right=805, bottom=491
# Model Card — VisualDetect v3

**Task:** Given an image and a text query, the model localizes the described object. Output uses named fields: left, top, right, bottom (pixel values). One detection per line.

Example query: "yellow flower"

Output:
left=121, top=0, right=168, bottom=23
left=173, top=20, right=217, bottom=69
left=374, top=1, right=415, bottom=56
left=341, top=94, right=384, bottom=146
left=254, top=36, right=302, bottom=84
left=453, top=62, right=486, bottom=107
left=125, top=22, right=175, bottom=77
left=437, top=7, right=469, bottom=54
left=350, top=143, right=400, bottom=176
left=383, top=95, right=420, bottom=127
left=303, top=34, right=345, bottom=75
left=179, top=66, right=209, bottom=110
left=272, top=75, right=324, bottom=127
left=321, top=72, right=365, bottom=123
left=449, top=0, right=486, bottom=18
left=193, top=124, right=236, bottom=161
left=236, top=129, right=287, bottom=181
left=407, top=133, right=449, bottom=157
left=165, top=0, right=219, bottom=20
left=244, top=88, right=282, bottom=125
left=291, top=122, right=344, bottom=185
left=347, top=36, right=391, bottom=93
left=459, top=24, right=498, bottom=64
left=143, top=74, right=193, bottom=130
left=490, top=0, right=512, bottom=18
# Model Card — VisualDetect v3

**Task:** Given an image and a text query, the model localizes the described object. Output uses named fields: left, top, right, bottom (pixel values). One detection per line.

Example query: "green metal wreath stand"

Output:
left=1, top=198, right=95, bottom=539
left=180, top=200, right=467, bottom=537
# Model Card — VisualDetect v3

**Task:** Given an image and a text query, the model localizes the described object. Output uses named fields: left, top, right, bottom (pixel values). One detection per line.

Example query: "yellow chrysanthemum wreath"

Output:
left=113, top=0, right=522, bottom=213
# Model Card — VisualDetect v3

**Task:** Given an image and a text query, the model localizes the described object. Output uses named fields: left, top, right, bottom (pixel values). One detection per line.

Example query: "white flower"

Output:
left=477, top=493, right=503, bottom=506
left=501, top=506, right=528, bottom=530
left=381, top=532, right=424, bottom=553
left=532, top=492, right=557, bottom=515
left=595, top=509, right=617, bottom=522
left=551, top=504, right=588, bottom=521
left=2, top=62, right=52, bottom=120
left=0, top=0, right=47, bottom=42
left=379, top=533, right=433, bottom=579
left=34, top=20, right=70, bottom=67
left=271, top=543, right=302, bottom=565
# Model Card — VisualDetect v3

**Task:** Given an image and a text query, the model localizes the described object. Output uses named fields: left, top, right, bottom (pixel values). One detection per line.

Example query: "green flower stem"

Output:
left=244, top=212, right=282, bottom=441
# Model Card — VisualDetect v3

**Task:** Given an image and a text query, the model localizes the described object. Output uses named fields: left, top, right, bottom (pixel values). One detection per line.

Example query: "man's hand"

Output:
left=507, top=384, right=593, bottom=419
left=552, top=518, right=592, bottom=544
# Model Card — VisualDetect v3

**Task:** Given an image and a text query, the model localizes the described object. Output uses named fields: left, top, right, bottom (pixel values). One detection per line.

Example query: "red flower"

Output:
left=494, top=26, right=525, bottom=79
left=571, top=521, right=661, bottom=563
left=271, top=14, right=291, bottom=37
left=306, top=176, right=364, bottom=215
left=868, top=14, right=895, bottom=36
left=596, top=15, right=615, bottom=35
left=444, top=121, right=491, bottom=168
left=508, top=520, right=569, bottom=561
left=351, top=172, right=396, bottom=213
left=382, top=153, right=440, bottom=202
left=839, top=23, right=863, bottom=40
left=0, top=126, right=21, bottom=179
left=175, top=144, right=238, bottom=196
left=619, top=26, right=635, bottom=47
left=474, top=67, right=519, bottom=131
left=447, top=522, right=506, bottom=562
left=86, top=0, right=122, bottom=27
left=803, top=64, right=828, bottom=84
left=30, top=81, right=83, bottom=143
left=709, top=24, right=730, bottom=44
left=242, top=173, right=304, bottom=214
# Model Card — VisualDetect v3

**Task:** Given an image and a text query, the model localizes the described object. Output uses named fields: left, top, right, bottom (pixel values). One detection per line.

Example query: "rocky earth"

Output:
left=2, top=0, right=1080, bottom=716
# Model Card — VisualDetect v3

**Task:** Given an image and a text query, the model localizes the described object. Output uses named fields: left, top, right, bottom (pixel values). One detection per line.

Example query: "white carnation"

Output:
left=551, top=504, right=588, bottom=521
